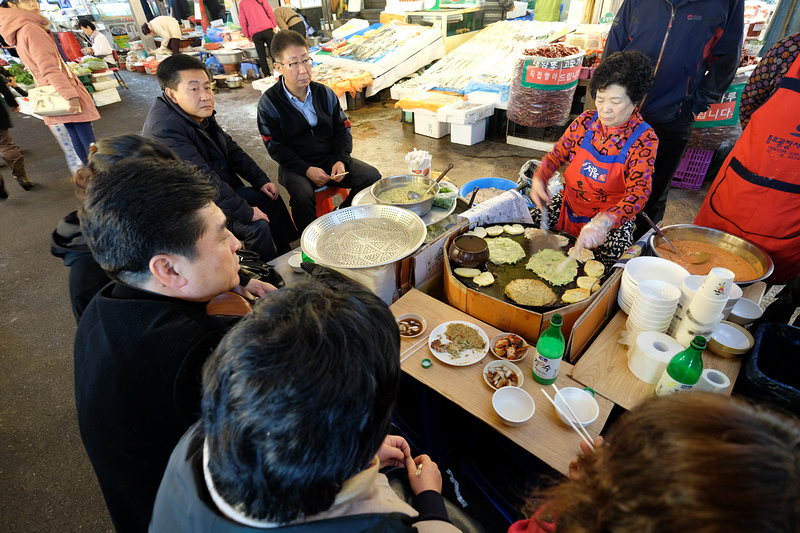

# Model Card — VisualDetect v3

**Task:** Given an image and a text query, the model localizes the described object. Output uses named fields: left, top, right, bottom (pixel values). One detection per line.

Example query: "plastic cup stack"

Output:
left=626, top=279, right=681, bottom=334
left=671, top=267, right=735, bottom=348
left=405, top=148, right=432, bottom=176
left=668, top=275, right=704, bottom=335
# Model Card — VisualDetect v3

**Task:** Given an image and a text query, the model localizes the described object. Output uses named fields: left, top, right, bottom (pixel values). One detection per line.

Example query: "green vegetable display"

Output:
left=9, top=64, right=33, bottom=85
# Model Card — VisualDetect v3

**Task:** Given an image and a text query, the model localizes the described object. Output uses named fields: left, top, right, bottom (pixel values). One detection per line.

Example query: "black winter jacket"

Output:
left=142, top=95, right=272, bottom=224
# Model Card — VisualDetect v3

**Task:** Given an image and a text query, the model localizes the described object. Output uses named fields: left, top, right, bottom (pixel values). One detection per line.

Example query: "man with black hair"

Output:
left=74, top=158, right=242, bottom=533
left=150, top=280, right=461, bottom=532
left=143, top=53, right=298, bottom=261
left=141, top=15, right=183, bottom=55
left=257, top=30, right=380, bottom=233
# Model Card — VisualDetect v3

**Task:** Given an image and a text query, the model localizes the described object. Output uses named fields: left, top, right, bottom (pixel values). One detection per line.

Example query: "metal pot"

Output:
left=648, top=224, right=774, bottom=284
left=307, top=36, right=323, bottom=47
left=370, top=174, right=439, bottom=217
left=211, top=49, right=243, bottom=65
left=225, top=76, right=243, bottom=88
left=240, top=47, right=259, bottom=60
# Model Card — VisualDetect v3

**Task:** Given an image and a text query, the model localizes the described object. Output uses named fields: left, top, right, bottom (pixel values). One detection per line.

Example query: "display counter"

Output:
left=404, top=7, right=485, bottom=53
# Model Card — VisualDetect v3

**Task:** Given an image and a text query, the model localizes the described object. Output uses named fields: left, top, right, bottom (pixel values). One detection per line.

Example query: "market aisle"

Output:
left=0, top=71, right=706, bottom=532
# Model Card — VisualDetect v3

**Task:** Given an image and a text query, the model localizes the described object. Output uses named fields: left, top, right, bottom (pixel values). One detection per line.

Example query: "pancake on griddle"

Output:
left=487, top=237, right=526, bottom=265
left=526, top=249, right=579, bottom=286
left=504, top=279, right=557, bottom=306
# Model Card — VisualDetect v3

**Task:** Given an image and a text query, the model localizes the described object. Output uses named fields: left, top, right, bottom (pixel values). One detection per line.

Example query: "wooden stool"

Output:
left=315, top=185, right=349, bottom=217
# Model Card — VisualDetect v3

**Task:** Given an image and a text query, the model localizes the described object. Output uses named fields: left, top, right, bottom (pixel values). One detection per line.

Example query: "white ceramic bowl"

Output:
left=624, top=256, right=690, bottom=287
left=554, top=387, right=599, bottom=427
left=636, top=279, right=681, bottom=305
left=492, top=387, right=535, bottom=426
left=490, top=332, right=531, bottom=361
left=483, top=360, right=524, bottom=390
left=287, top=252, right=303, bottom=273
left=396, top=313, right=427, bottom=338
left=728, top=298, right=763, bottom=326
left=627, top=316, right=670, bottom=334
left=709, top=321, right=755, bottom=357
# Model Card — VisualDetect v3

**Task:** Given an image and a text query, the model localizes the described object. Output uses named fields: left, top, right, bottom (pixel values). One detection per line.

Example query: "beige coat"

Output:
left=0, top=8, right=100, bottom=125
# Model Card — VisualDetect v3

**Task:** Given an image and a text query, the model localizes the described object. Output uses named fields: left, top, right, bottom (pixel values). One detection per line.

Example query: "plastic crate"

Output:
left=671, top=148, right=714, bottom=190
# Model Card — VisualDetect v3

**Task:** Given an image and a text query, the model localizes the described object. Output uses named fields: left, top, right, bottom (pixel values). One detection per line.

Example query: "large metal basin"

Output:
left=211, top=49, right=243, bottom=64
left=370, top=175, right=439, bottom=217
left=648, top=224, right=774, bottom=284
left=240, top=47, right=259, bottom=60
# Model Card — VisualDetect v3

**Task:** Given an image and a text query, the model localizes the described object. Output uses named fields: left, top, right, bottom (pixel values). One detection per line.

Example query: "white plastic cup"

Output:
left=696, top=267, right=736, bottom=301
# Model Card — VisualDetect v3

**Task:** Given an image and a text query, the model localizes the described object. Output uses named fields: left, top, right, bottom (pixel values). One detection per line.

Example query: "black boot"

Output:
left=9, top=158, right=34, bottom=191
left=0, top=175, right=7, bottom=199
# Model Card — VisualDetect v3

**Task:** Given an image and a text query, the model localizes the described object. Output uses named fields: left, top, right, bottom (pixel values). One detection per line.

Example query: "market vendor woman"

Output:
left=529, top=51, right=658, bottom=268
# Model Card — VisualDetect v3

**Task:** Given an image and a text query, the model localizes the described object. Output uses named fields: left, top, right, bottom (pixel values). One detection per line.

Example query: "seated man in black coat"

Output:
left=257, top=30, right=381, bottom=233
left=150, top=281, right=460, bottom=532
left=143, top=54, right=298, bottom=261
left=74, top=159, right=244, bottom=533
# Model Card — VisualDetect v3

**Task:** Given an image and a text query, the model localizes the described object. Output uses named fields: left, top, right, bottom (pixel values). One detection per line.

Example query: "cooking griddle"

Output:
left=451, top=223, right=606, bottom=311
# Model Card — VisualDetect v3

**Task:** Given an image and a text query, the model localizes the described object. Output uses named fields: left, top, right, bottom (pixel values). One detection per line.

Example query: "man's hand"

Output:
left=12, top=106, right=19, bottom=113
left=251, top=206, right=270, bottom=222
left=330, top=161, right=346, bottom=183
left=68, top=97, right=81, bottom=115
left=243, top=278, right=277, bottom=297
left=405, top=454, right=442, bottom=495
left=260, top=182, right=279, bottom=200
left=306, top=166, right=330, bottom=188
left=568, top=436, right=604, bottom=481
left=377, top=435, right=411, bottom=468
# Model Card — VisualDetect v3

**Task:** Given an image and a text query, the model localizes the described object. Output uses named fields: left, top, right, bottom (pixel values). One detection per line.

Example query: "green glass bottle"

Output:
left=533, top=314, right=565, bottom=385
left=654, top=336, right=706, bottom=396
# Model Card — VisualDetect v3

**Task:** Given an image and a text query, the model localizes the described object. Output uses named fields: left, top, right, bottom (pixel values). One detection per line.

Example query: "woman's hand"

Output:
left=576, top=212, right=617, bottom=250
left=377, top=435, right=411, bottom=468
left=530, top=177, right=552, bottom=212
left=405, top=454, right=443, bottom=495
left=568, top=436, right=603, bottom=481
left=68, top=97, right=81, bottom=114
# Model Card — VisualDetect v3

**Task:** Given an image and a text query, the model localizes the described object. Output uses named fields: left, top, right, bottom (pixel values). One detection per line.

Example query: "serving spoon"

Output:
left=407, top=163, right=454, bottom=200
left=640, top=213, right=710, bottom=265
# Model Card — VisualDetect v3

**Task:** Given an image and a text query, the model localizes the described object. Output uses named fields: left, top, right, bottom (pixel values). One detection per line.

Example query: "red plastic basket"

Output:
left=671, top=148, right=715, bottom=190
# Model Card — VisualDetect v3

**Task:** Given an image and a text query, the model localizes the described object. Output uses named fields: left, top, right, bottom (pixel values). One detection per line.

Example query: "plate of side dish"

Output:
left=428, top=320, right=490, bottom=366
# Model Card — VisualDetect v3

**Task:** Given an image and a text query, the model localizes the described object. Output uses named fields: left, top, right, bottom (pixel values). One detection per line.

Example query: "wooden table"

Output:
left=390, top=289, right=613, bottom=476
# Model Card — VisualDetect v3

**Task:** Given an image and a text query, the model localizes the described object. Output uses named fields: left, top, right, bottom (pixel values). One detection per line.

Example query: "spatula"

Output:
left=526, top=203, right=563, bottom=254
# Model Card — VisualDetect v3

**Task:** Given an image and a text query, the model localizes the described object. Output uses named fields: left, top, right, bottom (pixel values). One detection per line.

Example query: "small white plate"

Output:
left=428, top=320, right=490, bottom=366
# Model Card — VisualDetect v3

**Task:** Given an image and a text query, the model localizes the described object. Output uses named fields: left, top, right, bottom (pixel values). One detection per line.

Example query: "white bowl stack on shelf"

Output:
left=672, top=267, right=735, bottom=348
left=618, top=257, right=690, bottom=315
left=626, top=279, right=682, bottom=334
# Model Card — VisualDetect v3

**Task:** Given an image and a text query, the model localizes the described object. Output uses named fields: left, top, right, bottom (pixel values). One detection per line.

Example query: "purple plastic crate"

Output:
left=671, top=148, right=715, bottom=190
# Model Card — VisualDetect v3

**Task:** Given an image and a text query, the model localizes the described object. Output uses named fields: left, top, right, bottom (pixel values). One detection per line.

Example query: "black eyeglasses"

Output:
left=275, top=58, right=313, bottom=70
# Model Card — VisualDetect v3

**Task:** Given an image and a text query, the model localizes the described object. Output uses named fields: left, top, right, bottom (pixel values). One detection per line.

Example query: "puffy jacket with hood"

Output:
left=604, top=0, right=744, bottom=124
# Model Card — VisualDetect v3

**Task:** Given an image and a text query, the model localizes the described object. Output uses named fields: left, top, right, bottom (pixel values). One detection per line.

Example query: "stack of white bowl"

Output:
left=672, top=267, right=735, bottom=348
left=626, top=279, right=682, bottom=334
left=722, top=283, right=743, bottom=320
left=618, top=257, right=691, bottom=314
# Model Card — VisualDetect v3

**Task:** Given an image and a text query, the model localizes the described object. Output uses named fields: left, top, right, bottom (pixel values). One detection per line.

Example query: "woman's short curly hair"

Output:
left=589, top=50, right=654, bottom=105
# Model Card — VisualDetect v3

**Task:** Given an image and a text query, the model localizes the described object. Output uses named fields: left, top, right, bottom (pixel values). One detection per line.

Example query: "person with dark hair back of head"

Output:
left=140, top=15, right=183, bottom=55
left=150, top=280, right=462, bottom=532
left=143, top=54, right=298, bottom=262
left=528, top=50, right=658, bottom=270
left=257, top=30, right=381, bottom=234
left=509, top=393, right=800, bottom=532
left=74, top=158, right=244, bottom=533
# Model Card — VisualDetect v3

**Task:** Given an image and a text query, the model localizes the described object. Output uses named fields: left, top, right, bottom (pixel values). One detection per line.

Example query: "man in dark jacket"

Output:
left=143, top=54, right=297, bottom=260
left=604, top=0, right=744, bottom=232
left=257, top=30, right=380, bottom=233
left=74, top=158, right=242, bottom=533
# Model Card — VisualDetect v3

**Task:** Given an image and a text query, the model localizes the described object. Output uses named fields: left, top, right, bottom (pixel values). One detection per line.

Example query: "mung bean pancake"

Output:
left=526, top=249, right=578, bottom=286
left=504, top=279, right=557, bottom=306
left=487, top=237, right=526, bottom=265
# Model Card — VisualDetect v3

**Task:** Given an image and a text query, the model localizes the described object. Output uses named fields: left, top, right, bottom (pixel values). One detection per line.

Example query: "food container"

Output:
left=370, top=174, right=439, bottom=217
left=241, top=47, right=259, bottom=60
left=225, top=76, right=243, bottom=88
left=396, top=313, right=427, bottom=338
left=727, top=298, right=763, bottom=327
left=708, top=321, right=754, bottom=357
left=448, top=235, right=489, bottom=268
left=489, top=332, right=530, bottom=361
left=648, top=224, right=774, bottom=284
left=211, top=49, right=243, bottom=65
left=483, top=360, right=524, bottom=390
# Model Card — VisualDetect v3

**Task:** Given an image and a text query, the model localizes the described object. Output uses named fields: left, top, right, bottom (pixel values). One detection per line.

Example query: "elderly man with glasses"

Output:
left=257, top=30, right=380, bottom=233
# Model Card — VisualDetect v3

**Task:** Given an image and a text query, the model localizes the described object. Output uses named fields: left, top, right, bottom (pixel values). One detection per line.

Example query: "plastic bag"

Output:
left=205, top=56, right=223, bottom=75
left=433, top=183, right=458, bottom=209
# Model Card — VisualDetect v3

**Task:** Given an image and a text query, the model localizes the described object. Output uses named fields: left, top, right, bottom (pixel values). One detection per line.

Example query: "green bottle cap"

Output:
left=690, top=336, right=708, bottom=350
left=421, top=358, right=432, bottom=369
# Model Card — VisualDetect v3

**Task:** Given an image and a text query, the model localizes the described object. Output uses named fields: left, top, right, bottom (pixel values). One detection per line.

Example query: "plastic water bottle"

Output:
left=654, top=336, right=706, bottom=396
left=533, top=314, right=565, bottom=385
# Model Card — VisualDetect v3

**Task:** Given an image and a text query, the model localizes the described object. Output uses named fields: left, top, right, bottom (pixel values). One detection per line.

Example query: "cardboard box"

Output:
left=92, top=88, right=121, bottom=107
left=92, top=79, right=119, bottom=91
left=413, top=109, right=450, bottom=139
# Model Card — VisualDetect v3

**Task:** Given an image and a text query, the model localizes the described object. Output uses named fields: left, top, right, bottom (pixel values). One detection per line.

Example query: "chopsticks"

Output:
left=399, top=334, right=430, bottom=363
left=332, top=171, right=349, bottom=178
left=540, top=386, right=596, bottom=451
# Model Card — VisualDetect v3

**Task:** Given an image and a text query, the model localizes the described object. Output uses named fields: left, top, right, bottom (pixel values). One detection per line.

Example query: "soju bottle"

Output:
left=654, top=336, right=706, bottom=396
left=533, top=315, right=565, bottom=385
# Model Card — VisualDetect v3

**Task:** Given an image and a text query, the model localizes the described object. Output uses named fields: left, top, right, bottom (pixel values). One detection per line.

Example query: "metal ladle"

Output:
left=407, top=163, right=454, bottom=200
left=640, top=213, right=710, bottom=265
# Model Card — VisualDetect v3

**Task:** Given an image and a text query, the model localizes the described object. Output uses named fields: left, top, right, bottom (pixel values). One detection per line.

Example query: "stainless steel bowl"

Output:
left=225, top=76, right=243, bottom=88
left=648, top=224, right=774, bottom=284
left=240, top=47, right=259, bottom=60
left=370, top=175, right=439, bottom=217
left=211, top=49, right=243, bottom=65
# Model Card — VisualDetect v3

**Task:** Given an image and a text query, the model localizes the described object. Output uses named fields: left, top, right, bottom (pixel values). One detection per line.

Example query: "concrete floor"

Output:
left=0, top=72, right=710, bottom=532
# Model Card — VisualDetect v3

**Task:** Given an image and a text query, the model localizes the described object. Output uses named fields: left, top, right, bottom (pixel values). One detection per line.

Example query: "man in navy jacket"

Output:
left=143, top=54, right=298, bottom=260
left=604, top=0, right=744, bottom=232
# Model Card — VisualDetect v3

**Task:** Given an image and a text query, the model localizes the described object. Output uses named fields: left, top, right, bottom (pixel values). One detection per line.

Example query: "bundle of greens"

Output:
left=9, top=64, right=33, bottom=85
left=433, top=184, right=457, bottom=209
left=80, top=57, right=108, bottom=71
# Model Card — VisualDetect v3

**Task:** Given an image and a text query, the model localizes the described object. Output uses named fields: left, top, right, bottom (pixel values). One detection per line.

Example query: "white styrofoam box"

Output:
left=339, top=93, right=348, bottom=111
left=92, top=87, right=121, bottom=107
left=331, top=263, right=397, bottom=304
left=437, top=101, right=495, bottom=125
left=251, top=77, right=278, bottom=93
left=92, top=79, right=119, bottom=91
left=413, top=108, right=450, bottom=138
left=90, top=71, right=113, bottom=80
left=332, top=19, right=370, bottom=39
left=451, top=119, right=487, bottom=146
left=507, top=1, right=528, bottom=19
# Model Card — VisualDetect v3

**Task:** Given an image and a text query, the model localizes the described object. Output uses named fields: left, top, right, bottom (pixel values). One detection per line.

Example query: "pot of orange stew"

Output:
left=648, top=224, right=773, bottom=284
